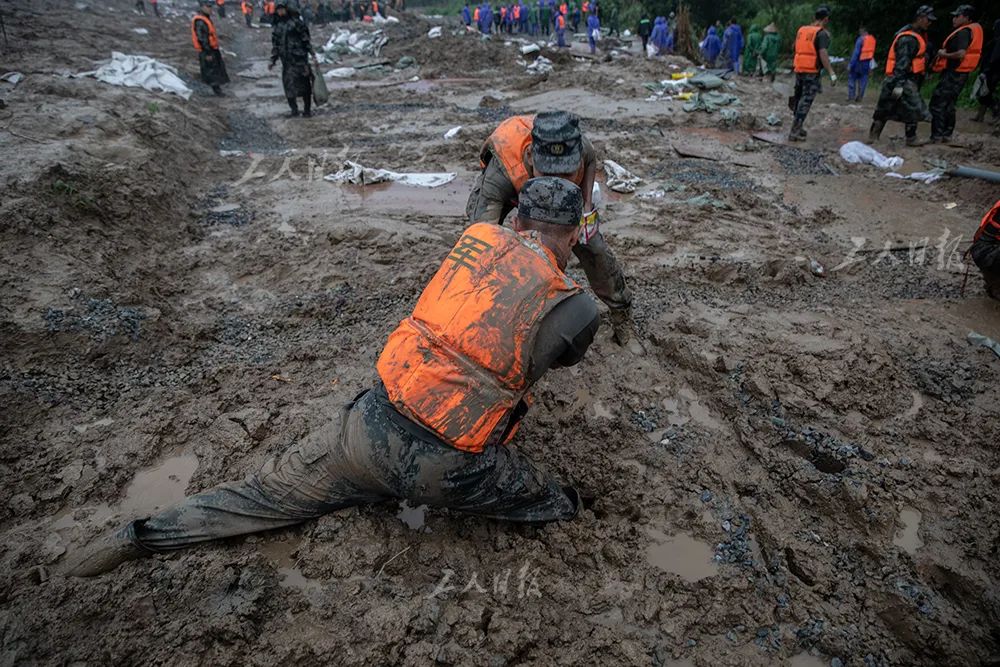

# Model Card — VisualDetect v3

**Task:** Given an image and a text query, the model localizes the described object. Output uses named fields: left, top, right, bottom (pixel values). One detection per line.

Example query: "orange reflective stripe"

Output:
left=886, top=30, right=926, bottom=75
left=191, top=14, right=219, bottom=51
left=860, top=34, right=876, bottom=60
left=377, top=223, right=582, bottom=453
left=793, top=25, right=822, bottom=74
left=974, top=200, right=1000, bottom=243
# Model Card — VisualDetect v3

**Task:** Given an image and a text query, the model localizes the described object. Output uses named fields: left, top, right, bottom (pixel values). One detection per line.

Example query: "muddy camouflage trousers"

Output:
left=465, top=166, right=632, bottom=311
left=127, top=389, right=578, bottom=552
left=874, top=78, right=928, bottom=136
left=930, top=70, right=969, bottom=140
left=791, top=73, right=822, bottom=125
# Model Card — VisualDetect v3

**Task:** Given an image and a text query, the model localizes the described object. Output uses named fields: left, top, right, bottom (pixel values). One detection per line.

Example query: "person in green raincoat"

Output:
left=760, top=22, right=780, bottom=81
left=742, top=24, right=762, bottom=75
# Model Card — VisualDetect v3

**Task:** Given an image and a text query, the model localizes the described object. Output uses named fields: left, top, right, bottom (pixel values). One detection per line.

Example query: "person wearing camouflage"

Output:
left=64, top=178, right=600, bottom=578
left=928, top=5, right=981, bottom=143
left=869, top=6, right=936, bottom=146
left=466, top=111, right=634, bottom=344
left=270, top=0, right=318, bottom=117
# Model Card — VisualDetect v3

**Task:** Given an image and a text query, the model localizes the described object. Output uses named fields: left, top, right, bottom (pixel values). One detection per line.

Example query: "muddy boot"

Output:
left=788, top=120, right=806, bottom=142
left=906, top=136, right=929, bottom=147
left=287, top=97, right=300, bottom=117
left=212, top=85, right=224, bottom=97
left=974, top=106, right=986, bottom=123
left=867, top=120, right=885, bottom=143
left=302, top=96, right=312, bottom=118
left=62, top=523, right=150, bottom=577
left=609, top=307, right=632, bottom=346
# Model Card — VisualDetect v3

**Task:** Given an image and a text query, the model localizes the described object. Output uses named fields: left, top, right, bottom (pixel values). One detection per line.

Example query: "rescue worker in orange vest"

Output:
left=466, top=111, right=633, bottom=345
left=216, top=0, right=227, bottom=18
left=556, top=10, right=567, bottom=46
left=970, top=198, right=1000, bottom=300
left=869, top=6, right=936, bottom=146
left=63, top=178, right=599, bottom=577
left=150, top=0, right=159, bottom=16
left=847, top=26, right=876, bottom=103
left=788, top=6, right=835, bottom=142
left=241, top=0, right=254, bottom=26
left=192, top=0, right=230, bottom=96
left=928, top=5, right=982, bottom=143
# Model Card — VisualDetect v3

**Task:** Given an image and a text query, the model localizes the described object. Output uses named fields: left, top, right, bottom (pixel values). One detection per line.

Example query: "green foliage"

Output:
left=147, top=102, right=161, bottom=114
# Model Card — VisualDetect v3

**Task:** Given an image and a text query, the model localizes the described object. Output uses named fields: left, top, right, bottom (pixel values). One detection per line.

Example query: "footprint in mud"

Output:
left=893, top=506, right=923, bottom=555
left=645, top=526, right=718, bottom=582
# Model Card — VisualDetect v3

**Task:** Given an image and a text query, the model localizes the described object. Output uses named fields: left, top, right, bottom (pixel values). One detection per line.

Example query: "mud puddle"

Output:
left=645, top=527, right=719, bottom=582
left=396, top=500, right=428, bottom=531
left=52, top=453, right=199, bottom=535
left=894, top=507, right=923, bottom=555
left=259, top=537, right=324, bottom=597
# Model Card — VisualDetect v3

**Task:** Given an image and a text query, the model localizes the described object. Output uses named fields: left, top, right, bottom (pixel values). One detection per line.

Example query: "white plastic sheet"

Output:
left=885, top=170, right=944, bottom=184
left=839, top=141, right=903, bottom=170
left=427, top=26, right=442, bottom=38
left=444, top=126, right=462, bottom=139
left=322, top=29, right=387, bottom=56
left=325, top=160, right=456, bottom=188
left=76, top=52, right=192, bottom=99
left=526, top=56, right=553, bottom=74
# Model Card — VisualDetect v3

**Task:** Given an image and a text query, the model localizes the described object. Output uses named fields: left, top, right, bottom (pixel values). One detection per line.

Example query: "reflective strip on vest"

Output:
left=860, top=34, right=876, bottom=60
left=191, top=14, right=219, bottom=51
left=480, top=114, right=585, bottom=195
left=974, top=200, right=1000, bottom=243
left=377, top=223, right=582, bottom=453
left=793, top=25, right=822, bottom=74
left=886, top=30, right=926, bottom=75
left=932, top=23, right=983, bottom=73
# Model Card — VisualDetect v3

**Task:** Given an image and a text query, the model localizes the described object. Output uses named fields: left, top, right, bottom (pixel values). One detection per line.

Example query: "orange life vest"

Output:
left=582, top=1, right=589, bottom=12
left=191, top=14, right=219, bottom=51
left=481, top=114, right=586, bottom=193
left=932, top=22, right=983, bottom=73
left=860, top=34, right=876, bottom=60
left=473, top=6, right=479, bottom=20
left=500, top=5, right=506, bottom=17
left=793, top=25, right=822, bottom=73
left=556, top=13, right=565, bottom=29
left=886, top=30, right=926, bottom=75
left=377, top=223, right=582, bottom=453
left=512, top=4, right=520, bottom=19
left=265, top=1, right=275, bottom=13
left=241, top=0, right=252, bottom=13
left=372, top=0, right=379, bottom=13
left=974, top=200, right=1000, bottom=243
left=215, top=0, right=224, bottom=6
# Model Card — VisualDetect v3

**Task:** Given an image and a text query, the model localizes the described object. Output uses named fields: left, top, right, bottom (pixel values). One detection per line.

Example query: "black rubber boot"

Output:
left=287, top=97, right=300, bottom=117
left=867, top=120, right=885, bottom=143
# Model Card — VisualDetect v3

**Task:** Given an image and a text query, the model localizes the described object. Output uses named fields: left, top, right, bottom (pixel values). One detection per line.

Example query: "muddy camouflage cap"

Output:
left=915, top=4, right=936, bottom=20
left=518, top=177, right=584, bottom=226
left=531, top=111, right=583, bottom=175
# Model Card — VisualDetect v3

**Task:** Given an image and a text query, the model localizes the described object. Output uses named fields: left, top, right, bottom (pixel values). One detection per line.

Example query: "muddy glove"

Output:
left=828, top=73, right=837, bottom=86
left=891, top=85, right=904, bottom=100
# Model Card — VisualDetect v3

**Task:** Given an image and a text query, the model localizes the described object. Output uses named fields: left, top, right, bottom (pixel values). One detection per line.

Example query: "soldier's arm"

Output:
left=938, top=28, right=971, bottom=61
left=270, top=24, right=280, bottom=63
left=528, top=293, right=600, bottom=381
left=581, top=138, right=596, bottom=212
left=301, top=20, right=315, bottom=55
left=470, top=157, right=517, bottom=224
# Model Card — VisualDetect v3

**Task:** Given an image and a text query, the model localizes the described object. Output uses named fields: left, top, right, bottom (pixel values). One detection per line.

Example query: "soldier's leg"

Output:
left=971, top=238, right=1000, bottom=300
left=793, top=76, right=818, bottom=124
left=571, top=231, right=631, bottom=311
left=929, top=78, right=949, bottom=139
left=466, top=158, right=515, bottom=224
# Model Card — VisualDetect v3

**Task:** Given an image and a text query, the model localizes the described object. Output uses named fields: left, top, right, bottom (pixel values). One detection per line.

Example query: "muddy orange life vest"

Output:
left=886, top=30, right=926, bottom=75
left=191, top=14, right=219, bottom=51
left=932, top=22, right=983, bottom=73
left=241, top=0, right=252, bottom=13
left=860, top=33, right=876, bottom=60
left=377, top=223, right=582, bottom=453
left=481, top=114, right=585, bottom=194
left=974, top=200, right=1000, bottom=243
left=793, top=25, right=822, bottom=73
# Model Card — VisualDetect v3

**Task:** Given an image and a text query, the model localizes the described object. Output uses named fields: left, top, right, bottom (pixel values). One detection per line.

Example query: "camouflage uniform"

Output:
left=466, top=114, right=632, bottom=313
left=929, top=24, right=973, bottom=140
left=872, top=29, right=930, bottom=139
left=791, top=74, right=822, bottom=125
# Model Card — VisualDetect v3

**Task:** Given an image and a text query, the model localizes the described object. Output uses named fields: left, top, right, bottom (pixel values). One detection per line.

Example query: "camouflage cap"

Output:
left=531, top=111, right=584, bottom=176
left=915, top=4, right=936, bottom=20
left=518, top=177, right=584, bottom=226
left=951, top=4, right=974, bottom=18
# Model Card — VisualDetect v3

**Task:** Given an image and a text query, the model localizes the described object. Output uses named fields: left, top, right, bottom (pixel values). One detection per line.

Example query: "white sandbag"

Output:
left=325, top=160, right=456, bottom=188
left=839, top=141, right=903, bottom=170
left=76, top=52, right=192, bottom=99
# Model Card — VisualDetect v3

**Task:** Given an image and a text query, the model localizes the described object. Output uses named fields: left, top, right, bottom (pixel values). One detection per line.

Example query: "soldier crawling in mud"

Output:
left=270, top=0, right=319, bottom=118
left=65, top=178, right=601, bottom=577
left=970, top=199, right=1000, bottom=300
left=868, top=5, right=936, bottom=147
